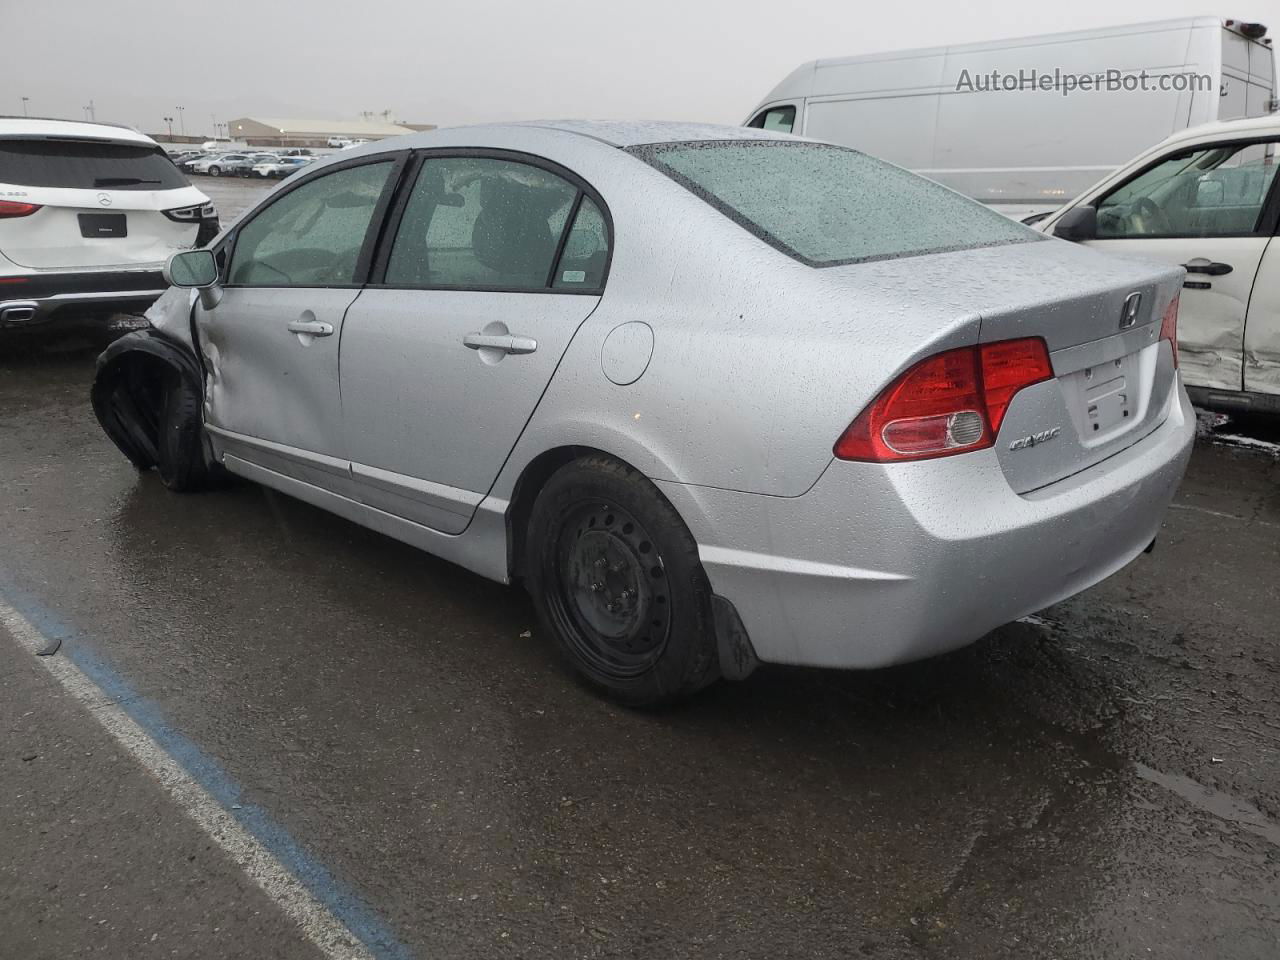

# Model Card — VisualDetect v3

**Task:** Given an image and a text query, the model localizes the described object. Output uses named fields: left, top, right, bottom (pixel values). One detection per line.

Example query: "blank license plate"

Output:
left=78, top=213, right=127, bottom=238
left=1065, top=353, right=1138, bottom=437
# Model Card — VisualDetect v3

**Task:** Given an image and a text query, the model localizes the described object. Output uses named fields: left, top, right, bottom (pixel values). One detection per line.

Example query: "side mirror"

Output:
left=164, top=249, right=222, bottom=309
left=1052, top=205, right=1097, bottom=242
left=1196, top=178, right=1224, bottom=207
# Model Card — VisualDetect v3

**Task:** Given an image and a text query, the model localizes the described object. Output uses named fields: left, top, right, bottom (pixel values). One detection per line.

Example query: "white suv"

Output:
left=1039, top=115, right=1280, bottom=415
left=0, top=118, right=218, bottom=328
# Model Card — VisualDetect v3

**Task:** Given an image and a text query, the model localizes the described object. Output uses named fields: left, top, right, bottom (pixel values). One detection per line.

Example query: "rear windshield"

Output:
left=0, top=139, right=188, bottom=190
left=628, top=140, right=1040, bottom=267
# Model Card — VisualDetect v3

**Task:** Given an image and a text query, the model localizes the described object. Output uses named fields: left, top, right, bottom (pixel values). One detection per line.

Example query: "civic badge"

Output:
left=1120, top=292, right=1141, bottom=329
left=97, top=192, right=112, bottom=207
left=1009, top=426, right=1061, bottom=451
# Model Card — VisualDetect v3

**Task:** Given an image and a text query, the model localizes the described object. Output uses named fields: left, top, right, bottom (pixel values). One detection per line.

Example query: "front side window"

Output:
left=748, top=106, right=796, bottom=134
left=0, top=139, right=188, bottom=190
left=228, top=161, right=393, bottom=287
left=385, top=156, right=587, bottom=290
left=1097, top=140, right=1279, bottom=239
left=629, top=141, right=1038, bottom=267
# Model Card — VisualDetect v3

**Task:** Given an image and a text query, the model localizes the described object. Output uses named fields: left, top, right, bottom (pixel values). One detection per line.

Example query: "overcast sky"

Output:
left=3, top=0, right=1275, bottom=135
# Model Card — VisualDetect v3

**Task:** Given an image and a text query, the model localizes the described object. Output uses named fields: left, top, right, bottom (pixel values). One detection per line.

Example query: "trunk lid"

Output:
left=822, top=238, right=1184, bottom=492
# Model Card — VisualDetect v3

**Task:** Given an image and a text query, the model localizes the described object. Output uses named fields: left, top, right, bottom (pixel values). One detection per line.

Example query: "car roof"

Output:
left=0, top=117, right=155, bottom=146
left=1155, top=114, right=1280, bottom=150
left=393, top=120, right=800, bottom=151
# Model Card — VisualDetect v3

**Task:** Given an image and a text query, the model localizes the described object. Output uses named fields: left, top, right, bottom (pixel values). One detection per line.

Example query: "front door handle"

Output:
left=463, top=332, right=537, bottom=355
left=1182, top=258, right=1232, bottom=276
left=287, top=318, right=334, bottom=336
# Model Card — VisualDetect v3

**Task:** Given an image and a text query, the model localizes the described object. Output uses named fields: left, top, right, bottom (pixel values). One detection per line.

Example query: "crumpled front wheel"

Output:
left=155, top=373, right=209, bottom=492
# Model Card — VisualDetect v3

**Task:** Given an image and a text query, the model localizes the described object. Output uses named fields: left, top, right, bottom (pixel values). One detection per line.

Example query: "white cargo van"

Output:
left=747, top=17, right=1277, bottom=219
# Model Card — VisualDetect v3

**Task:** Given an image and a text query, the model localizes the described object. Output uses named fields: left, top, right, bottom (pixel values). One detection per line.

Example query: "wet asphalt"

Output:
left=2, top=182, right=1278, bottom=959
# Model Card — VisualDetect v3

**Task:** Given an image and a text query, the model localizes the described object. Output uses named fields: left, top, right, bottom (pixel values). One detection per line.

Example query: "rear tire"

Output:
left=525, top=455, right=719, bottom=707
left=156, top=373, right=209, bottom=492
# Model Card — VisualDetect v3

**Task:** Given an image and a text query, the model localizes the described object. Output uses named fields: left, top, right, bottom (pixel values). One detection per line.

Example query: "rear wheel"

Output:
left=525, top=455, right=719, bottom=707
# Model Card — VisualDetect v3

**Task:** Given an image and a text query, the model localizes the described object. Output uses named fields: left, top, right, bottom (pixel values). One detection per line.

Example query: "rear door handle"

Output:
left=287, top=319, right=334, bottom=336
left=1182, top=258, right=1232, bottom=276
left=463, top=333, right=537, bottom=355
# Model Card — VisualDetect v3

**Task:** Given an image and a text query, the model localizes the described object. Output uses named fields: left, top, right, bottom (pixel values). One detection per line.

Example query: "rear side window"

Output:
left=552, top=198, right=609, bottom=288
left=628, top=140, right=1038, bottom=266
left=385, top=156, right=596, bottom=291
left=0, top=139, right=188, bottom=190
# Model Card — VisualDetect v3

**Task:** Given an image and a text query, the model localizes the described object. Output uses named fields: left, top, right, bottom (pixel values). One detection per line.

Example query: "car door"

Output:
left=1084, top=138, right=1279, bottom=393
left=196, top=155, right=403, bottom=496
left=338, top=151, right=611, bottom=533
left=1244, top=237, right=1280, bottom=396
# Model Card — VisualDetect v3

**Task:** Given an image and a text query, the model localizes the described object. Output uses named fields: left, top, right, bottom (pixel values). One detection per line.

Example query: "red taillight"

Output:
left=0, top=200, right=41, bottom=218
left=1159, top=295, right=1179, bottom=369
left=834, top=337, right=1053, bottom=462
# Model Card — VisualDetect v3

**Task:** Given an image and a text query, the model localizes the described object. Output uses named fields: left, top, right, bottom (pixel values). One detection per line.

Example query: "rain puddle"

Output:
left=1209, top=433, right=1280, bottom=458
left=1195, top=409, right=1280, bottom=458
left=1135, top=762, right=1280, bottom=848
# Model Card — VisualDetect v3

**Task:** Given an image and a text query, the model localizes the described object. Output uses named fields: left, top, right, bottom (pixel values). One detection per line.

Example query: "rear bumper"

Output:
left=0, top=268, right=167, bottom=326
left=657, top=384, right=1195, bottom=669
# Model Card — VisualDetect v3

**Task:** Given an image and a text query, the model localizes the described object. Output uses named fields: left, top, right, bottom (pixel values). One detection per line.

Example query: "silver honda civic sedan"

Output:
left=92, top=121, right=1194, bottom=706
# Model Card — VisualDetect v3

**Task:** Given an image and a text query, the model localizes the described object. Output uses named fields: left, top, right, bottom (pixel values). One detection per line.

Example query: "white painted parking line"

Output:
left=1169, top=502, right=1279, bottom=529
left=0, top=598, right=379, bottom=960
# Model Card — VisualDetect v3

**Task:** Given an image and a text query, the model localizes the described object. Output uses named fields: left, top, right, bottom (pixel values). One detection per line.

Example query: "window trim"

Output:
left=219, top=150, right=411, bottom=291
left=1092, top=136, right=1280, bottom=241
left=628, top=139, right=1041, bottom=269
left=367, top=147, right=614, bottom=296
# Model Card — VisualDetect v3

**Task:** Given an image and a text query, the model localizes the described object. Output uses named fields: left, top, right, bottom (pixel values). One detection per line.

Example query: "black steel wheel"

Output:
left=525, top=455, right=719, bottom=706
left=549, top=500, right=672, bottom=681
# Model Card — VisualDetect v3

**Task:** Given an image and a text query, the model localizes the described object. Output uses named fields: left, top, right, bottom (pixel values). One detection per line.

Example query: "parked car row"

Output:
left=326, top=137, right=371, bottom=149
left=249, top=156, right=315, bottom=179
left=170, top=149, right=316, bottom=179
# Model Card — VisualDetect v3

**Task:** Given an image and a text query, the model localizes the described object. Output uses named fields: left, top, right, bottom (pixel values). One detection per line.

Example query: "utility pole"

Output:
left=176, top=105, right=185, bottom=135
left=20, top=96, right=29, bottom=117
left=86, top=99, right=95, bottom=122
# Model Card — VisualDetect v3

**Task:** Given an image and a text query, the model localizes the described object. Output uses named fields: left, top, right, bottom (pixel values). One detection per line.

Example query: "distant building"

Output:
left=227, top=117, right=432, bottom=146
